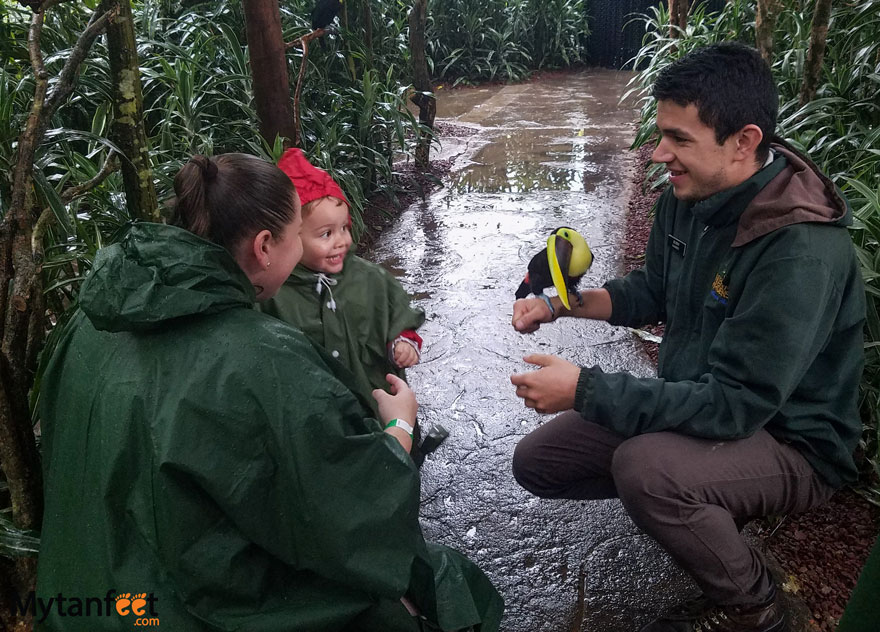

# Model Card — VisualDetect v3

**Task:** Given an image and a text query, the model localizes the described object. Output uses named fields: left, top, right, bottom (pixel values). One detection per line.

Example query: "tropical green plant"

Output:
left=426, top=0, right=589, bottom=84
left=627, top=0, right=880, bottom=503
left=846, top=177, right=880, bottom=502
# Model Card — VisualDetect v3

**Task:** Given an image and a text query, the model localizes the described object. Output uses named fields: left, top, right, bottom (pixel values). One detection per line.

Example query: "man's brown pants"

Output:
left=512, top=411, right=835, bottom=606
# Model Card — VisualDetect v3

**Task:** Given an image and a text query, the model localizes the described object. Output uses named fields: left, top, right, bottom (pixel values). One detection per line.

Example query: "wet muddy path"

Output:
left=369, top=70, right=692, bottom=631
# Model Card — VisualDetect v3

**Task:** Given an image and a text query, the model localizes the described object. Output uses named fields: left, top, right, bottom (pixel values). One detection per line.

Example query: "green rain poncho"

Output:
left=257, top=254, right=425, bottom=409
left=36, top=223, right=502, bottom=631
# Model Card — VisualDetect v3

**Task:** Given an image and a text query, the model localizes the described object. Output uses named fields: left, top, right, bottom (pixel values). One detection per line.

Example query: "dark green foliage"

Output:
left=426, top=0, right=590, bottom=84
left=627, top=0, right=880, bottom=503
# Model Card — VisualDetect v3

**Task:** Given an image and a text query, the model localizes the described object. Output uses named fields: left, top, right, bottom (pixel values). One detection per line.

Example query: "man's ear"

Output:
left=735, top=124, right=764, bottom=162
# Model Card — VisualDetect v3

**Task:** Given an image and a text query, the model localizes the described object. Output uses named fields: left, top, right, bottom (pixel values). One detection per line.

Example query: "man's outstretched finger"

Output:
left=510, top=372, right=531, bottom=387
left=523, top=354, right=557, bottom=367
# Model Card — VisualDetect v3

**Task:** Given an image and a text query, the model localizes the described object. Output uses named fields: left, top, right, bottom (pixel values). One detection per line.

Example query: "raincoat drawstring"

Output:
left=315, top=272, right=338, bottom=311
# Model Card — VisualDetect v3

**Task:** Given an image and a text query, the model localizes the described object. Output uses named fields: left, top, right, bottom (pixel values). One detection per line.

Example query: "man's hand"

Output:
left=512, top=298, right=553, bottom=333
left=510, top=354, right=580, bottom=413
left=393, top=341, right=419, bottom=368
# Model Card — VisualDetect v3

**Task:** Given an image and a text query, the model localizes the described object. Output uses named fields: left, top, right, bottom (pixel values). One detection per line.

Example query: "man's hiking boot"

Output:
left=639, top=591, right=785, bottom=632
left=663, top=594, right=714, bottom=621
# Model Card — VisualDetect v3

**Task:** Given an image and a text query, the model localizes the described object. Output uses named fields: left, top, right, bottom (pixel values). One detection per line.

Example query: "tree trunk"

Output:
left=409, top=0, right=435, bottom=168
left=755, top=0, right=781, bottom=64
left=800, top=0, right=833, bottom=105
left=101, top=0, right=158, bottom=221
left=242, top=0, right=297, bottom=148
left=1, top=2, right=112, bottom=604
left=668, top=0, right=689, bottom=37
left=361, top=0, right=373, bottom=69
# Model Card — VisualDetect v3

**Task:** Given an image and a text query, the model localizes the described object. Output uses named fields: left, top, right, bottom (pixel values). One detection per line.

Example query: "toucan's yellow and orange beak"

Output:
left=547, top=228, right=593, bottom=310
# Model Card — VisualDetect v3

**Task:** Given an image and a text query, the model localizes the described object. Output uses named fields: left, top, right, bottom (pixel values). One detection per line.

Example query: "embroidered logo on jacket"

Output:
left=711, top=270, right=730, bottom=305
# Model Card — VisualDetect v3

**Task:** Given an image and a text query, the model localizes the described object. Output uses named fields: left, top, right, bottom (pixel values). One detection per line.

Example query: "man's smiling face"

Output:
left=651, top=100, right=742, bottom=202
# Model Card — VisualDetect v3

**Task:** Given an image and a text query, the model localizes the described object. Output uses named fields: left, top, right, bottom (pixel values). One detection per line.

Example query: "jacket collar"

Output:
left=689, top=155, right=787, bottom=229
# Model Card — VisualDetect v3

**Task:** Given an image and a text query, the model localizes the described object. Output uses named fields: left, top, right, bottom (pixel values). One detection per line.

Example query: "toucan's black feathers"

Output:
left=515, top=226, right=591, bottom=305
left=515, top=247, right=585, bottom=300
left=311, top=0, right=343, bottom=30
left=515, top=247, right=553, bottom=299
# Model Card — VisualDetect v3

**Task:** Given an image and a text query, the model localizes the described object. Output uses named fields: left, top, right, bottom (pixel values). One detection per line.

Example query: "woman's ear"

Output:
left=234, top=229, right=274, bottom=278
left=251, top=229, right=274, bottom=271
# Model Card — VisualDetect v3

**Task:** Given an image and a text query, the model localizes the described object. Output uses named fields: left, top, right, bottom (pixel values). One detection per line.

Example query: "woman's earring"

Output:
left=266, top=261, right=271, bottom=269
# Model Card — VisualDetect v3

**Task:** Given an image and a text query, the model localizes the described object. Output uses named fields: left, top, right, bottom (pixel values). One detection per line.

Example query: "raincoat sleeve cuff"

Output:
left=389, top=334, right=422, bottom=366
left=573, top=366, right=597, bottom=418
left=601, top=279, right=627, bottom=326
left=396, top=329, right=423, bottom=350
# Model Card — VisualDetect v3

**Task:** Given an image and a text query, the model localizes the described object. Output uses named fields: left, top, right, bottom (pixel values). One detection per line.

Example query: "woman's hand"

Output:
left=372, top=374, right=418, bottom=426
left=373, top=374, right=418, bottom=452
left=393, top=341, right=419, bottom=368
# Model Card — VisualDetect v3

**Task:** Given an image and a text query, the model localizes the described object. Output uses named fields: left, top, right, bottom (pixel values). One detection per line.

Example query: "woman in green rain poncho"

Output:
left=36, top=153, right=503, bottom=632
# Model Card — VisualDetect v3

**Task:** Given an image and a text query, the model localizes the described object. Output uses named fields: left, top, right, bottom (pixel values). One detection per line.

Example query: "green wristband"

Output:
left=384, top=418, right=414, bottom=437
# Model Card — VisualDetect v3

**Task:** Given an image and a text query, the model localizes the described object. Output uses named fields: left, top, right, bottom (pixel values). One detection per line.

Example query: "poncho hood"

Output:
left=80, top=222, right=255, bottom=332
left=732, top=138, right=850, bottom=246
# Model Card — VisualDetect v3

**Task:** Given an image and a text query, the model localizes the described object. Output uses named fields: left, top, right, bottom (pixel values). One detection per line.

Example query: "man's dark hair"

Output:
left=652, top=42, right=778, bottom=163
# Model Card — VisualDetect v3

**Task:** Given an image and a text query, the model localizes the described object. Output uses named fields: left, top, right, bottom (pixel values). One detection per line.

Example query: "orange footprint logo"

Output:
left=114, top=593, right=132, bottom=616
left=131, top=593, right=147, bottom=616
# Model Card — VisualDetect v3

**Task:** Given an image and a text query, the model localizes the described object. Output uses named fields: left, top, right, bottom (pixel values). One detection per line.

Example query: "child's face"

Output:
left=299, top=196, right=352, bottom=274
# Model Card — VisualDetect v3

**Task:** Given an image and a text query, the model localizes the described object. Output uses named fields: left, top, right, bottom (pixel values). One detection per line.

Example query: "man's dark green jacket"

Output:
left=575, top=142, right=866, bottom=488
left=36, top=223, right=502, bottom=631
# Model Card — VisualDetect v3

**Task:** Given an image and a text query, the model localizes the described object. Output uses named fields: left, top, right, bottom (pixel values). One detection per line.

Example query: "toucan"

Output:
left=311, top=0, right=343, bottom=31
left=515, top=226, right=593, bottom=310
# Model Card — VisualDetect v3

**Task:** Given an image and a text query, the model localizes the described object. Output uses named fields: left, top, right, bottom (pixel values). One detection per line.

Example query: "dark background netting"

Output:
left=587, top=0, right=727, bottom=69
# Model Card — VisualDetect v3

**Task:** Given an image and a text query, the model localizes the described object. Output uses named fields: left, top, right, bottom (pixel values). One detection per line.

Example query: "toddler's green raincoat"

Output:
left=36, top=223, right=502, bottom=631
left=257, top=253, right=425, bottom=409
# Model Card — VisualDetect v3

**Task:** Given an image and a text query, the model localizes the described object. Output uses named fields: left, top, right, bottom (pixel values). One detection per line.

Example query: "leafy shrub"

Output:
left=426, top=0, right=590, bottom=84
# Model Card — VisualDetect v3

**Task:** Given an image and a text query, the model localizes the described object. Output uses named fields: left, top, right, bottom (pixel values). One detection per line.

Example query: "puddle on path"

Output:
left=367, top=69, right=691, bottom=632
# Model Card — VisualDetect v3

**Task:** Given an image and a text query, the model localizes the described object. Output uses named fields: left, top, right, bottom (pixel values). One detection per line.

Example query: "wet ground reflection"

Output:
left=367, top=69, right=692, bottom=631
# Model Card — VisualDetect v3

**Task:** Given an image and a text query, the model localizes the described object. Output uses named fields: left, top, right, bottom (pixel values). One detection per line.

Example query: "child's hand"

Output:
left=393, top=340, right=420, bottom=368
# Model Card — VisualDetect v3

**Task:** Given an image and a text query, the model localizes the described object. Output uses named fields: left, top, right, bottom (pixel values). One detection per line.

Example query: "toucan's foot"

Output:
left=574, top=292, right=584, bottom=307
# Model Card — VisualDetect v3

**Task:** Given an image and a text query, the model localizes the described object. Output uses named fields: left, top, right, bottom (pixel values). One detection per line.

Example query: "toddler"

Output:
left=258, top=148, right=425, bottom=409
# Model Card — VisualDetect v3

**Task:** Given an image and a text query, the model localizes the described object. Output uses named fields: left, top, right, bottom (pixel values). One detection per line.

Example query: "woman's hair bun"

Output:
left=171, top=153, right=296, bottom=252
left=195, top=156, right=218, bottom=183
